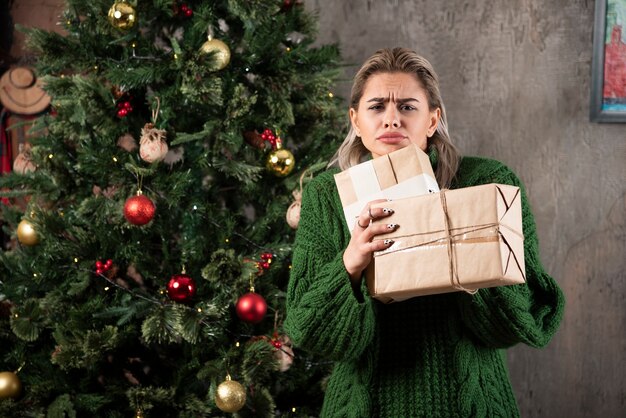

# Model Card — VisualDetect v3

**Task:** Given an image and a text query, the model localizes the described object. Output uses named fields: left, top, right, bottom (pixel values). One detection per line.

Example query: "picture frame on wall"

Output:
left=590, top=0, right=626, bottom=122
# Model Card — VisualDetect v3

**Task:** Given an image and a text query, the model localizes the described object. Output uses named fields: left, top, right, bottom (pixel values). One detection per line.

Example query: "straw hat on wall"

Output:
left=0, top=67, right=51, bottom=115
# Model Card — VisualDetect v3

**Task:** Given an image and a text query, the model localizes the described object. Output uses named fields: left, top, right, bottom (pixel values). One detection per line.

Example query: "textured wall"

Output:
left=9, top=0, right=65, bottom=58
left=305, top=0, right=626, bottom=416
left=9, top=0, right=626, bottom=416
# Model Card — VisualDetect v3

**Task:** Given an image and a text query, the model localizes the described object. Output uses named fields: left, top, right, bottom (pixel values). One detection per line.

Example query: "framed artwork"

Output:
left=590, top=0, right=626, bottom=122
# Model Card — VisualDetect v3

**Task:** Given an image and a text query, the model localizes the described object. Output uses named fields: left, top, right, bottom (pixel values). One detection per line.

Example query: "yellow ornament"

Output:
left=266, top=141, right=295, bottom=177
left=108, top=1, right=136, bottom=30
left=17, top=219, right=39, bottom=246
left=199, top=37, right=231, bottom=71
left=0, top=371, right=22, bottom=400
left=215, top=375, right=246, bottom=413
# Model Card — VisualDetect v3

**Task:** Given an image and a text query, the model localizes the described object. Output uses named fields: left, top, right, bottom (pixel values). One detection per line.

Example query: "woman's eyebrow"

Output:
left=366, top=97, right=420, bottom=104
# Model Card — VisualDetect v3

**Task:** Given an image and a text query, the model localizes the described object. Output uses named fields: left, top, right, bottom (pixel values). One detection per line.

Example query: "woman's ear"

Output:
left=349, top=108, right=360, bottom=136
left=428, top=107, right=441, bottom=137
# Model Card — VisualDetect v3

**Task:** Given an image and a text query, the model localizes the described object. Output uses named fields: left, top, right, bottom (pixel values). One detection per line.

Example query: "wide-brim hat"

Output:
left=0, top=67, right=51, bottom=115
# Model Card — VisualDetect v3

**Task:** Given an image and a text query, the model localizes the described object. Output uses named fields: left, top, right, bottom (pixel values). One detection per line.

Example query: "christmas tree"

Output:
left=0, top=0, right=345, bottom=416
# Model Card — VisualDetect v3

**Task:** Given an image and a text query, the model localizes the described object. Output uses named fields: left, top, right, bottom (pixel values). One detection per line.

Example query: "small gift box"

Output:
left=334, top=144, right=438, bottom=232
left=366, top=183, right=526, bottom=302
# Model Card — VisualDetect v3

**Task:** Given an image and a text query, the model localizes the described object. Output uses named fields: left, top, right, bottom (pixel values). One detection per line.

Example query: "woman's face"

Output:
left=350, top=72, right=440, bottom=157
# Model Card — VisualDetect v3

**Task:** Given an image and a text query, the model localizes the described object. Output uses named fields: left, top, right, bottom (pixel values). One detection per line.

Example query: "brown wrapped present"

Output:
left=334, top=144, right=438, bottom=232
left=366, top=183, right=526, bottom=302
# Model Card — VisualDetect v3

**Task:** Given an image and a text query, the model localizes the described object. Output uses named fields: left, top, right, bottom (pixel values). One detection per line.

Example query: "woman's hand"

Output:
left=343, top=200, right=398, bottom=285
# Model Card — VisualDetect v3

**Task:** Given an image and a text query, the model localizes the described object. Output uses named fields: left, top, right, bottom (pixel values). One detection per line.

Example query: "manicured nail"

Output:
left=383, top=208, right=394, bottom=214
left=384, top=239, right=394, bottom=245
left=386, top=198, right=393, bottom=202
left=387, top=223, right=398, bottom=230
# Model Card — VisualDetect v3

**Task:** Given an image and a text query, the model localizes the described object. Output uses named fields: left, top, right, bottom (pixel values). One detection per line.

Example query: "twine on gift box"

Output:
left=439, top=189, right=478, bottom=295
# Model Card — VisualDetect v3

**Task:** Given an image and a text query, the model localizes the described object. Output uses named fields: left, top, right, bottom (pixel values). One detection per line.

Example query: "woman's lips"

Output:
left=377, top=134, right=406, bottom=144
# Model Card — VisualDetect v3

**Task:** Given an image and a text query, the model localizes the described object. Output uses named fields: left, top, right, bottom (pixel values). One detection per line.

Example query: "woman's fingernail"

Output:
left=386, top=198, right=393, bottom=202
left=387, top=223, right=398, bottom=230
left=384, top=239, right=394, bottom=245
left=383, top=208, right=394, bottom=214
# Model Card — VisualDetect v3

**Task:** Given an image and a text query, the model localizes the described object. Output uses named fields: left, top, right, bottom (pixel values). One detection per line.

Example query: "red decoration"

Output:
left=260, top=129, right=278, bottom=148
left=180, top=3, right=193, bottom=17
left=166, top=274, right=197, bottom=302
left=95, top=259, right=113, bottom=275
left=116, top=100, right=133, bottom=118
left=123, top=193, right=155, bottom=225
left=256, top=252, right=273, bottom=272
left=236, top=292, right=267, bottom=323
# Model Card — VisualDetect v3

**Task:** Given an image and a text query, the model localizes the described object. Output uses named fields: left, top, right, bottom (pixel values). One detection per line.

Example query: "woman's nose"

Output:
left=384, top=108, right=400, bottom=128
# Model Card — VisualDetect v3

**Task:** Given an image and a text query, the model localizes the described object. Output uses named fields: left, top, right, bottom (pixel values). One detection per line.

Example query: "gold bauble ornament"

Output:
left=215, top=375, right=246, bottom=413
left=266, top=144, right=295, bottom=177
left=199, top=37, right=231, bottom=71
left=0, top=371, right=22, bottom=400
left=17, top=219, right=39, bottom=246
left=108, top=1, right=137, bottom=30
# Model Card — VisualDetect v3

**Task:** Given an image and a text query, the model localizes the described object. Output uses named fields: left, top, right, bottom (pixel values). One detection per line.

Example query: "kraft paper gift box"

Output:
left=366, top=183, right=526, bottom=303
left=334, top=144, right=439, bottom=232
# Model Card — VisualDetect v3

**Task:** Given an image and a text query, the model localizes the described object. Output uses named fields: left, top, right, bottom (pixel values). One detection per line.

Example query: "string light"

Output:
left=74, top=258, right=79, bottom=263
left=328, top=92, right=334, bottom=98
left=197, top=308, right=202, bottom=313
left=48, top=154, right=54, bottom=159
left=112, top=156, right=118, bottom=162
left=292, top=407, right=296, bottom=413
left=225, top=238, right=230, bottom=243
left=33, top=273, right=38, bottom=277
left=104, top=286, right=110, bottom=291
left=235, top=341, right=240, bottom=347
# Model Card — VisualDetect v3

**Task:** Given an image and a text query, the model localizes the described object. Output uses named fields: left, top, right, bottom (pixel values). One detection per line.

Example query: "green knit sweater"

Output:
left=284, top=154, right=565, bottom=417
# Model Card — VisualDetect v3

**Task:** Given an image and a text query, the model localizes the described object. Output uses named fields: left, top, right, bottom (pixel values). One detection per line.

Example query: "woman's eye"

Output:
left=368, top=104, right=384, bottom=111
left=400, top=104, right=415, bottom=111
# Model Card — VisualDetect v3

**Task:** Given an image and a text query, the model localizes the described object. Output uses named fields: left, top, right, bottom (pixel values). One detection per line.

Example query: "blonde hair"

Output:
left=330, top=47, right=460, bottom=188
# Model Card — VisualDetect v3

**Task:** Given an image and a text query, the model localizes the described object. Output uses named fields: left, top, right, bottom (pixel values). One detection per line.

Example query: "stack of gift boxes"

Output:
left=334, top=144, right=526, bottom=303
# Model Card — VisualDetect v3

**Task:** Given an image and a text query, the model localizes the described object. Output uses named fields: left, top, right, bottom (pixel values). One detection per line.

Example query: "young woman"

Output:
left=285, top=47, right=564, bottom=417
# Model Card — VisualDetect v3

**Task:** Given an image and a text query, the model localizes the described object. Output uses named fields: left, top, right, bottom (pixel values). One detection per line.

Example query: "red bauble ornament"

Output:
left=236, top=292, right=267, bottom=323
left=166, top=274, right=197, bottom=303
left=123, top=193, right=156, bottom=225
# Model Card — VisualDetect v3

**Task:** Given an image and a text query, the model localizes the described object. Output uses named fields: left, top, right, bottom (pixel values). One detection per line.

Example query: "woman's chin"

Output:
left=371, top=142, right=409, bottom=157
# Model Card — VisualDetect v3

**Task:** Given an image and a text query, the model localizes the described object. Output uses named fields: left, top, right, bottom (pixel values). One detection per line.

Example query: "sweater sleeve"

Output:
left=456, top=166, right=565, bottom=349
left=284, top=176, right=377, bottom=361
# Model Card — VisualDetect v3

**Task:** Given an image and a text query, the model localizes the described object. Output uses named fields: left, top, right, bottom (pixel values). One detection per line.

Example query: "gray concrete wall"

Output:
left=305, top=0, right=625, bottom=416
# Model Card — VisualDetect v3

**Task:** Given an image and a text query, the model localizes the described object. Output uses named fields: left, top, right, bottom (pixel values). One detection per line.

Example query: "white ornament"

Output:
left=286, top=199, right=301, bottom=229
left=139, top=123, right=168, bottom=163
left=13, top=144, right=36, bottom=174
